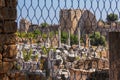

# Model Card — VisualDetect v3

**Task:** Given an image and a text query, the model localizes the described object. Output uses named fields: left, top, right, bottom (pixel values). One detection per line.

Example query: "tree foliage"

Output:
left=90, top=32, right=106, bottom=46
left=40, top=22, right=49, bottom=28
left=106, top=13, right=118, bottom=22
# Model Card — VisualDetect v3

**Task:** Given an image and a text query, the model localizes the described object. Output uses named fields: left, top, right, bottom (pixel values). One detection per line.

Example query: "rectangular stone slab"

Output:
left=0, top=34, right=17, bottom=45
left=5, top=0, right=17, bottom=7
left=0, top=62, right=13, bottom=74
left=0, top=21, right=17, bottom=33
left=2, top=44, right=17, bottom=58
left=0, top=7, right=17, bottom=20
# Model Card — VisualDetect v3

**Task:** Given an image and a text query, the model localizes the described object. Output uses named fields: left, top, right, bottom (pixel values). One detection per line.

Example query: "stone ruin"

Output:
left=0, top=0, right=18, bottom=79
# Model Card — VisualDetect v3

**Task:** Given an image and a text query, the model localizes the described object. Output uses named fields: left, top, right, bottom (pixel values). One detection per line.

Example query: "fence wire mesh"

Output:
left=9, top=0, right=120, bottom=80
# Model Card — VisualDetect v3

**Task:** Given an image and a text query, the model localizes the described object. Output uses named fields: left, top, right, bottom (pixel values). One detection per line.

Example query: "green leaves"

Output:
left=90, top=32, right=106, bottom=46
left=61, top=31, right=68, bottom=44
left=22, top=48, right=32, bottom=62
left=107, top=13, right=118, bottom=22
left=40, top=22, right=49, bottom=28
left=61, top=31, right=80, bottom=45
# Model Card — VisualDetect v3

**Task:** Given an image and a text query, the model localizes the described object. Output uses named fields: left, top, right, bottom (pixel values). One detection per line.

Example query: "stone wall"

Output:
left=60, top=9, right=83, bottom=34
left=19, top=18, right=31, bottom=33
left=60, top=9, right=97, bottom=34
left=0, top=0, right=18, bottom=79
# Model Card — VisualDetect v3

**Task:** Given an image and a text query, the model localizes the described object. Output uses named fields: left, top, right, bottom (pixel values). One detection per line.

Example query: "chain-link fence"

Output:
left=10, top=0, right=120, bottom=80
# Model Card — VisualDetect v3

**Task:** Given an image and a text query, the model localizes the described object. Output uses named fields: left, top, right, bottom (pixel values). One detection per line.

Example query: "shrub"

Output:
left=23, top=48, right=32, bottom=61
left=106, top=13, right=118, bottom=22
left=61, top=31, right=68, bottom=44
left=90, top=32, right=106, bottom=46
left=70, top=34, right=78, bottom=45
left=61, top=31, right=83, bottom=45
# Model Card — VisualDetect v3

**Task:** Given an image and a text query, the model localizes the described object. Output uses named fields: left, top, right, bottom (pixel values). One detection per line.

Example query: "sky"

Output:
left=17, top=0, right=120, bottom=26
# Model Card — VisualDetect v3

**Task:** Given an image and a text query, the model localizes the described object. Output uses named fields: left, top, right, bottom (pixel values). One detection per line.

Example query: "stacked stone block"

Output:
left=0, top=0, right=17, bottom=79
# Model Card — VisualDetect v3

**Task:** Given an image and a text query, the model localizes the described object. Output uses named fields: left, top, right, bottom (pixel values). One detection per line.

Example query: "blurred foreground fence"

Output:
left=0, top=0, right=120, bottom=80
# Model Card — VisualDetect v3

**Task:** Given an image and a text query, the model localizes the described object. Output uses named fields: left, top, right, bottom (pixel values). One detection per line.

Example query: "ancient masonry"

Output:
left=19, top=18, right=31, bottom=33
left=0, top=0, right=18, bottom=79
left=60, top=9, right=97, bottom=34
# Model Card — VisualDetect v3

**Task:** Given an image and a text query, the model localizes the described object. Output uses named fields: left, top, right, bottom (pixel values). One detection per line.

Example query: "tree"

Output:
left=40, top=22, right=49, bottom=28
left=106, top=13, right=118, bottom=22
left=90, top=32, right=106, bottom=46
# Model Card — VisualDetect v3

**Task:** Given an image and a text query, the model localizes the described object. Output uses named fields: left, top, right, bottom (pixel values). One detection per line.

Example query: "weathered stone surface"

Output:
left=0, top=62, right=13, bottom=74
left=2, top=76, right=9, bottom=80
left=0, top=53, right=2, bottom=60
left=15, top=73, right=27, bottom=80
left=0, top=7, right=17, bottom=20
left=3, top=58, right=16, bottom=62
left=0, top=20, right=3, bottom=26
left=0, top=0, right=5, bottom=7
left=109, top=32, right=120, bottom=80
left=0, top=46, right=3, bottom=53
left=7, top=72, right=15, bottom=79
left=3, top=44, right=17, bottom=58
left=0, top=74, right=9, bottom=80
left=5, top=0, right=17, bottom=7
left=28, top=73, right=46, bottom=80
left=0, top=34, right=17, bottom=45
left=0, top=21, right=17, bottom=33
left=60, top=9, right=97, bottom=34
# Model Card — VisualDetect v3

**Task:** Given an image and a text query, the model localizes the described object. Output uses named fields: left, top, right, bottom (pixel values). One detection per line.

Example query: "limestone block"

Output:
left=3, top=58, right=17, bottom=62
left=2, top=44, right=17, bottom=58
left=0, top=62, right=13, bottom=74
left=0, top=0, right=5, bottom=7
left=5, top=0, right=17, bottom=7
left=0, top=21, right=17, bottom=33
left=0, top=34, right=17, bottom=45
left=0, top=7, right=17, bottom=20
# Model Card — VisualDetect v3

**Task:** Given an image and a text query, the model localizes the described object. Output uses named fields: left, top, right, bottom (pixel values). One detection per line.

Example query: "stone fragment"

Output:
left=3, top=44, right=17, bottom=58
left=0, top=21, right=17, bottom=33
left=0, top=7, right=17, bottom=20
left=0, top=34, right=17, bottom=45
left=0, top=62, right=13, bottom=74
